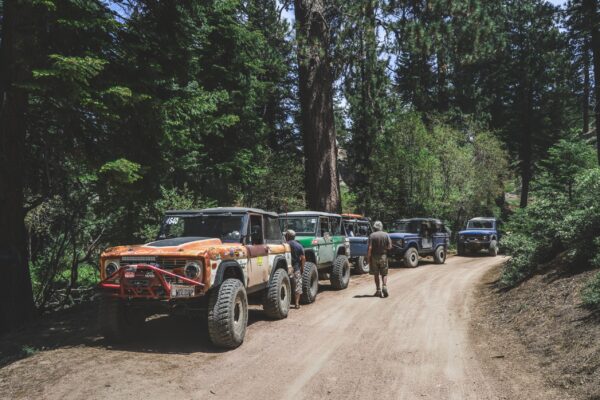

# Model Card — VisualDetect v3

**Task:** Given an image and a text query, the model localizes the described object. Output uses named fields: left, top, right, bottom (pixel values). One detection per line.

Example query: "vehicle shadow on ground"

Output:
left=0, top=301, right=288, bottom=366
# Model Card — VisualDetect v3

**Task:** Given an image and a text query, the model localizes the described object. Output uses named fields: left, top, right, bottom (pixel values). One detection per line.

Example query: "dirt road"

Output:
left=0, top=255, right=550, bottom=399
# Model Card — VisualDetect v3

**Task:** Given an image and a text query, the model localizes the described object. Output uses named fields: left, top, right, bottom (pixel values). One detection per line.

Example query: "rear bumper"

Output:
left=99, top=263, right=206, bottom=301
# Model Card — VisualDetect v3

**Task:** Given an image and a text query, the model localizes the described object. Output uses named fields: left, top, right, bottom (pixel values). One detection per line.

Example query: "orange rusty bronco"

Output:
left=98, top=207, right=292, bottom=349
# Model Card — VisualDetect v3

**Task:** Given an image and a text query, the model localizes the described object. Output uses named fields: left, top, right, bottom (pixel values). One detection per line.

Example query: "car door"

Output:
left=318, top=216, right=334, bottom=265
left=245, top=213, right=269, bottom=288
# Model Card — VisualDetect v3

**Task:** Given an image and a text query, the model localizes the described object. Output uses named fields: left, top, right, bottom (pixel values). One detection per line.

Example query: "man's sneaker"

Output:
left=374, top=290, right=382, bottom=298
left=382, top=286, right=389, bottom=298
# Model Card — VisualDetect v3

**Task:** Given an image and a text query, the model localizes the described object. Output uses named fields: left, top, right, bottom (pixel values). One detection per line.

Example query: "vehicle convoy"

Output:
left=388, top=218, right=450, bottom=267
left=457, top=217, right=500, bottom=256
left=341, top=214, right=372, bottom=274
left=279, top=211, right=351, bottom=303
left=98, top=207, right=292, bottom=349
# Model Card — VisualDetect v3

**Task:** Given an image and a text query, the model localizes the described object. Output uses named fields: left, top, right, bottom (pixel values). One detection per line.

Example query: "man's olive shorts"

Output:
left=369, top=254, right=388, bottom=276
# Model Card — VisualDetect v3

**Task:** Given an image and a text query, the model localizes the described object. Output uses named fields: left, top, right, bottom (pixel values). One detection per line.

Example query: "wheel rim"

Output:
left=411, top=253, right=417, bottom=263
left=280, top=284, right=287, bottom=302
left=362, top=258, right=369, bottom=271
left=234, top=297, right=241, bottom=325
left=440, top=250, right=445, bottom=260
left=311, top=272, right=318, bottom=295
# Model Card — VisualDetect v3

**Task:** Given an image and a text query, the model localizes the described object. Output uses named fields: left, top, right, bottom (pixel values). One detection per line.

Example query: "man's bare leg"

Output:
left=374, top=272, right=381, bottom=296
left=382, top=274, right=389, bottom=297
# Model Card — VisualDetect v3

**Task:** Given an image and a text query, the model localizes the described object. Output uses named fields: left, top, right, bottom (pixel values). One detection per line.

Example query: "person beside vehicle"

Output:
left=285, top=229, right=305, bottom=309
left=367, top=221, right=392, bottom=298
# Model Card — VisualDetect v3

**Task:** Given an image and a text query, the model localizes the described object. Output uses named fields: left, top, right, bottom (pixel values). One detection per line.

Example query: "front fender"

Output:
left=213, top=260, right=245, bottom=287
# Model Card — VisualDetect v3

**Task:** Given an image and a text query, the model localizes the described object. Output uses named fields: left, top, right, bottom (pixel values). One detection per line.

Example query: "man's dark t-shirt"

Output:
left=288, top=240, right=305, bottom=272
left=369, top=231, right=391, bottom=256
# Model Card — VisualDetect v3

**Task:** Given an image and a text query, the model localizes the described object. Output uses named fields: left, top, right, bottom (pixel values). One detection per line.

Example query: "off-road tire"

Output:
left=301, top=262, right=319, bottom=304
left=457, top=244, right=465, bottom=256
left=99, top=297, right=144, bottom=342
left=488, top=240, right=498, bottom=257
left=263, top=269, right=291, bottom=319
left=354, top=256, right=369, bottom=274
left=207, top=279, right=248, bottom=349
left=433, top=246, right=446, bottom=264
left=404, top=247, right=419, bottom=268
left=330, top=255, right=351, bottom=290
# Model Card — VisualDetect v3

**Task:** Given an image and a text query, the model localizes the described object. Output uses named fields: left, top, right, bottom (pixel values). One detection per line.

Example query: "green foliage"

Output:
left=99, top=159, right=142, bottom=184
left=345, top=111, right=508, bottom=233
left=500, top=150, right=600, bottom=286
left=582, top=272, right=600, bottom=308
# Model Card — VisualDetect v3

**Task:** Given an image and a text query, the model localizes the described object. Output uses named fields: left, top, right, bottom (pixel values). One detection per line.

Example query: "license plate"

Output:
left=170, top=285, right=195, bottom=298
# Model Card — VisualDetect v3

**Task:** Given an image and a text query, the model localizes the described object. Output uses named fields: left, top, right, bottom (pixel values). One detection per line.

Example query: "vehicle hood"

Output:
left=296, top=236, right=316, bottom=248
left=388, top=232, right=418, bottom=239
left=102, top=237, right=245, bottom=258
left=458, top=229, right=496, bottom=236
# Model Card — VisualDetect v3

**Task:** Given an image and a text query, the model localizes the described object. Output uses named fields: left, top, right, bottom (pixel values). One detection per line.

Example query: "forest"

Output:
left=1, top=0, right=600, bottom=332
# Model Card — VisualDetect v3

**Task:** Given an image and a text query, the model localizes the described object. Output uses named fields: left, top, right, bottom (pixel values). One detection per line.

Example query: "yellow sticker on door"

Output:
left=257, top=256, right=263, bottom=266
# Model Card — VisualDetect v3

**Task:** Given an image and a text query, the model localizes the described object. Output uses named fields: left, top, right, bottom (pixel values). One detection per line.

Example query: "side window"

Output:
left=331, top=217, right=341, bottom=236
left=319, top=217, right=330, bottom=237
left=248, top=214, right=264, bottom=245
left=265, top=215, right=283, bottom=244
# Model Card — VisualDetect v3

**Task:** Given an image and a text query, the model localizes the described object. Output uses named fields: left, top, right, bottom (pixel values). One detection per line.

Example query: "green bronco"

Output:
left=279, top=211, right=351, bottom=304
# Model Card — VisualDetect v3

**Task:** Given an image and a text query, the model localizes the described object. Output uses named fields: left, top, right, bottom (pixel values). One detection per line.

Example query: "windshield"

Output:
left=279, top=217, right=318, bottom=236
left=159, top=215, right=244, bottom=242
left=466, top=220, right=494, bottom=230
left=391, top=221, right=413, bottom=233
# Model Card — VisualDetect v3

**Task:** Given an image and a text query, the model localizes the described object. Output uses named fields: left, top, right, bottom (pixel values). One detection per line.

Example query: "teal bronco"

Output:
left=279, top=211, right=351, bottom=303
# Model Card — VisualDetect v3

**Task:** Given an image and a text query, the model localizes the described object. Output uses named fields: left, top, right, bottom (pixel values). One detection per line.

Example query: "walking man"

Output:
left=285, top=229, right=305, bottom=309
left=367, top=221, right=392, bottom=298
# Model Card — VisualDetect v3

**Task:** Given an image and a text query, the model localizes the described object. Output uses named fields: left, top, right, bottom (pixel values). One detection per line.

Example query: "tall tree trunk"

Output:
left=0, top=0, right=36, bottom=333
left=583, top=43, right=591, bottom=135
left=584, top=0, right=600, bottom=163
left=294, top=0, right=341, bottom=212
left=519, top=88, right=534, bottom=208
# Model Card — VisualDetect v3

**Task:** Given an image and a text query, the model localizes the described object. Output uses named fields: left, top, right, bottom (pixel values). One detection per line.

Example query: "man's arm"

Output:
left=387, top=234, right=392, bottom=250
left=367, top=240, right=372, bottom=265
left=300, top=254, right=306, bottom=274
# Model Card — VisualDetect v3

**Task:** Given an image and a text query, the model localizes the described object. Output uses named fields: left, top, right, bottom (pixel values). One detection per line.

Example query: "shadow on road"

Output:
left=0, top=281, right=344, bottom=366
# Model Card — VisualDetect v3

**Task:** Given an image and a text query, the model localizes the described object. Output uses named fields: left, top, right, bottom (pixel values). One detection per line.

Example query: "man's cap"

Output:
left=373, top=221, right=383, bottom=231
left=285, top=229, right=296, bottom=239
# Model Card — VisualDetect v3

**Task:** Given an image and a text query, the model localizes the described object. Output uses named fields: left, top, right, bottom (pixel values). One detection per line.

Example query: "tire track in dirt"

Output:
left=1, top=255, right=552, bottom=400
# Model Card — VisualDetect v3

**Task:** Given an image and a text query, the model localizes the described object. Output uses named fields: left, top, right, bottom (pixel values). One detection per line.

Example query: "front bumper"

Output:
left=99, top=263, right=205, bottom=300
left=460, top=240, right=491, bottom=250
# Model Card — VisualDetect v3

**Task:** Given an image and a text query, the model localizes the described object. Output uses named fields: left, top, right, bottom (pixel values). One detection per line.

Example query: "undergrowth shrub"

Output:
left=500, top=141, right=600, bottom=288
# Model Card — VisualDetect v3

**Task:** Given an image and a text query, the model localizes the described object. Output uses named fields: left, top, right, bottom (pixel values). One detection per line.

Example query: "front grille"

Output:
left=119, top=257, right=188, bottom=270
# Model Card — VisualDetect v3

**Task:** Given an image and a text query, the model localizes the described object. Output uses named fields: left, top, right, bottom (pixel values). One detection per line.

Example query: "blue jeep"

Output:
left=342, top=214, right=372, bottom=274
left=457, top=217, right=500, bottom=256
left=388, top=218, right=450, bottom=267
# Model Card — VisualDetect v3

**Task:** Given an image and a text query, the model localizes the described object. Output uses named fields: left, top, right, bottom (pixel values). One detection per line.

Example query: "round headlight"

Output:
left=184, top=261, right=201, bottom=279
left=483, top=235, right=488, bottom=240
left=105, top=261, right=119, bottom=277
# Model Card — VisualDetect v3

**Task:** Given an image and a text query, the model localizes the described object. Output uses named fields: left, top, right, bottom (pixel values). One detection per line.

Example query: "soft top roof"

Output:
left=394, top=217, right=443, bottom=225
left=279, top=211, right=342, bottom=218
left=468, top=217, right=496, bottom=221
left=166, top=207, right=278, bottom=218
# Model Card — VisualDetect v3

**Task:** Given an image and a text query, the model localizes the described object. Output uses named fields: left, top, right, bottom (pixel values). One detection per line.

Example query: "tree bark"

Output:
left=294, top=0, right=341, bottom=212
left=583, top=43, right=591, bottom=135
left=584, top=0, right=600, bottom=164
left=0, top=0, right=36, bottom=333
